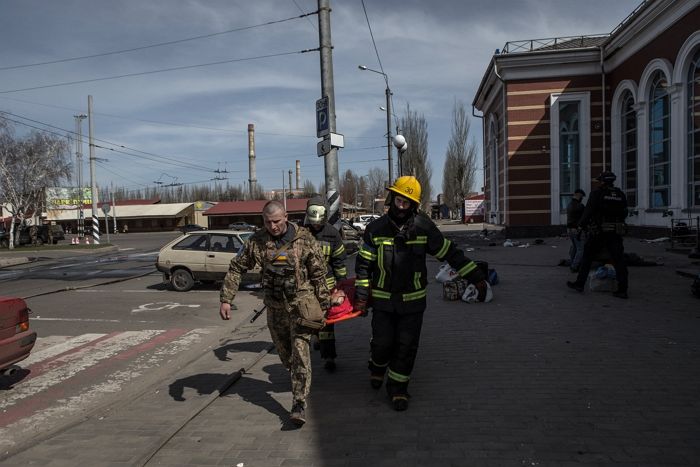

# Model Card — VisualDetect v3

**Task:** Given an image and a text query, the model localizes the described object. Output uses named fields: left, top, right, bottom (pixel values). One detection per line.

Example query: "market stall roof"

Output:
left=47, top=203, right=194, bottom=221
left=203, top=199, right=309, bottom=216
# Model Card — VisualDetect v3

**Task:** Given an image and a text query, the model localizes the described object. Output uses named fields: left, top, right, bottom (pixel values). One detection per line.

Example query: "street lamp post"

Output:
left=359, top=65, right=393, bottom=184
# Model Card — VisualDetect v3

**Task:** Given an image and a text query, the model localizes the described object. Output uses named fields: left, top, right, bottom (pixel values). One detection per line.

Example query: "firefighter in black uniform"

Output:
left=304, top=197, right=347, bottom=372
left=354, top=176, right=492, bottom=411
left=567, top=171, right=629, bottom=298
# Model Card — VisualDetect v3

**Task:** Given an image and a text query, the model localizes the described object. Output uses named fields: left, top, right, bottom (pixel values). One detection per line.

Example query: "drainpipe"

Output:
left=600, top=45, right=607, bottom=171
left=493, top=60, right=507, bottom=226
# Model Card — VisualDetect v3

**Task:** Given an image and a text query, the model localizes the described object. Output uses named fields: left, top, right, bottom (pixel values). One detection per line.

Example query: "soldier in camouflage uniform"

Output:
left=219, top=200, right=330, bottom=427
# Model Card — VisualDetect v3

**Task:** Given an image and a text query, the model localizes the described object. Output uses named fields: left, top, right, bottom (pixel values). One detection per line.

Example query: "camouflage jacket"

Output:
left=220, top=223, right=331, bottom=309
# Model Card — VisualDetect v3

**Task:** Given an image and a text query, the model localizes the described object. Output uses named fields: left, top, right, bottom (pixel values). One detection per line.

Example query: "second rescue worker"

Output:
left=304, top=196, right=347, bottom=372
left=354, top=176, right=493, bottom=411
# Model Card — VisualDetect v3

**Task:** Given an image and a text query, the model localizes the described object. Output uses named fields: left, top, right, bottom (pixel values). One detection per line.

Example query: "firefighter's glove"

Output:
left=354, top=298, right=369, bottom=317
left=475, top=280, right=493, bottom=303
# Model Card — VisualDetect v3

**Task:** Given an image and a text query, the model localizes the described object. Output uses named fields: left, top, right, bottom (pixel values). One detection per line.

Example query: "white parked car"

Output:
left=156, top=229, right=254, bottom=291
left=351, top=214, right=380, bottom=231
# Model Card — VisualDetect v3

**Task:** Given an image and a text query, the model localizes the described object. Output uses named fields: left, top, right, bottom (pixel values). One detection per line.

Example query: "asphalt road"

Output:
left=0, top=231, right=266, bottom=454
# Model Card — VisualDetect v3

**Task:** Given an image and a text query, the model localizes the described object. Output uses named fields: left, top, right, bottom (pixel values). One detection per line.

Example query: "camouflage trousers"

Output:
left=266, top=302, right=313, bottom=404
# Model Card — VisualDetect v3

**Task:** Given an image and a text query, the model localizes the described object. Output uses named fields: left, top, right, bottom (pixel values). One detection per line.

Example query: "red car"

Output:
left=0, top=296, right=37, bottom=375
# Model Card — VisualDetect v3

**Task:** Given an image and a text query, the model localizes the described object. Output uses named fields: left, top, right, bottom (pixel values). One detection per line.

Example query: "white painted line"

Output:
left=0, top=330, right=163, bottom=410
left=0, top=328, right=214, bottom=449
left=33, top=317, right=122, bottom=323
left=118, top=248, right=135, bottom=251
left=22, top=334, right=106, bottom=366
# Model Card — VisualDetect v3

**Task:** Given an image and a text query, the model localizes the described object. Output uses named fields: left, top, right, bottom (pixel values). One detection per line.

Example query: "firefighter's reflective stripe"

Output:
left=413, top=271, right=421, bottom=290
left=371, top=288, right=426, bottom=301
left=457, top=261, right=478, bottom=277
left=334, top=266, right=347, bottom=278
left=370, top=358, right=388, bottom=368
left=406, top=235, right=427, bottom=245
left=377, top=243, right=387, bottom=288
left=325, top=276, right=337, bottom=288
left=372, top=289, right=391, bottom=299
left=359, top=243, right=377, bottom=261
left=403, top=289, right=426, bottom=301
left=388, top=368, right=410, bottom=383
left=435, top=238, right=451, bottom=260
left=332, top=243, right=345, bottom=257
left=372, top=236, right=394, bottom=246
left=356, top=278, right=371, bottom=287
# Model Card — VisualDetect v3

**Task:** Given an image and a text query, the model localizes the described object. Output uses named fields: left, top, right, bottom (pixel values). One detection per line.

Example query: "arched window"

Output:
left=688, top=50, right=700, bottom=208
left=648, top=71, right=670, bottom=208
left=620, top=91, right=637, bottom=207
left=559, top=101, right=580, bottom=210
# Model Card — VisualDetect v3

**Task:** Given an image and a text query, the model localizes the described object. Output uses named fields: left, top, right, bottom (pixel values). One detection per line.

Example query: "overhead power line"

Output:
left=0, top=49, right=318, bottom=94
left=0, top=13, right=317, bottom=71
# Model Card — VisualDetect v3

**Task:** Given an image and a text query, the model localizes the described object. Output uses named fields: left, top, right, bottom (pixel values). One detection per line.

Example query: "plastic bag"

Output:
left=435, top=263, right=458, bottom=283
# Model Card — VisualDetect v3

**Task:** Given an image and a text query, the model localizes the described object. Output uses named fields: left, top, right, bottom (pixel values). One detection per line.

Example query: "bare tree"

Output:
left=366, top=167, right=388, bottom=213
left=399, top=104, right=432, bottom=210
left=442, top=100, right=478, bottom=219
left=302, top=179, right=316, bottom=197
left=0, top=121, right=71, bottom=248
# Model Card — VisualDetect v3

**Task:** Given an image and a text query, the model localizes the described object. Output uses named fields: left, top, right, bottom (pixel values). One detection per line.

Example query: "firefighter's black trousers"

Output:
left=368, top=302, right=425, bottom=397
left=318, top=323, right=336, bottom=360
left=575, top=231, right=629, bottom=292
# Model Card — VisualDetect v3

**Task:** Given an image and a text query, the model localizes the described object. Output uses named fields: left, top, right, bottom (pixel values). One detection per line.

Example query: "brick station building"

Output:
left=473, top=0, right=699, bottom=237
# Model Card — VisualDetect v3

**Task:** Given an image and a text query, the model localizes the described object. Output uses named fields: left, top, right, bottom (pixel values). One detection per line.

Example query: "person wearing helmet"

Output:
left=566, top=188, right=587, bottom=272
left=304, top=196, right=347, bottom=372
left=354, top=176, right=492, bottom=411
left=567, top=171, right=629, bottom=298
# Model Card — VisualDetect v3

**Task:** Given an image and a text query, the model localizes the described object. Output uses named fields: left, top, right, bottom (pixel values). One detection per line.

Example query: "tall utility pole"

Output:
left=88, top=95, right=100, bottom=245
left=73, top=113, right=87, bottom=237
left=318, top=0, right=341, bottom=226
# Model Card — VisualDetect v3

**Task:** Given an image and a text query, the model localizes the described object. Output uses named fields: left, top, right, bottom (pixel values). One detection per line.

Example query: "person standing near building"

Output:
left=354, top=176, right=493, bottom=411
left=566, top=189, right=586, bottom=272
left=219, top=200, right=331, bottom=426
left=304, top=196, right=347, bottom=372
left=567, top=171, right=629, bottom=298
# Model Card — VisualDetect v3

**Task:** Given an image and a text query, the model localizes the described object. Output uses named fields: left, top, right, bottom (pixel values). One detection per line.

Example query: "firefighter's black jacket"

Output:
left=310, top=223, right=347, bottom=289
left=354, top=211, right=485, bottom=313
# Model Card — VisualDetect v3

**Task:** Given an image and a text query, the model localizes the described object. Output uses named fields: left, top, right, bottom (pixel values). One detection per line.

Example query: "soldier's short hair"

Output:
left=263, top=200, right=286, bottom=216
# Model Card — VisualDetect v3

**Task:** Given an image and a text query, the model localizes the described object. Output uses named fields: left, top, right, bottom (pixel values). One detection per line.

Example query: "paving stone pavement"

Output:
left=3, top=233, right=700, bottom=467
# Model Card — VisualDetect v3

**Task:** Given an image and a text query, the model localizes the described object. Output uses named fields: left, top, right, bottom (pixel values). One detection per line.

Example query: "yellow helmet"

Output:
left=386, top=176, right=421, bottom=204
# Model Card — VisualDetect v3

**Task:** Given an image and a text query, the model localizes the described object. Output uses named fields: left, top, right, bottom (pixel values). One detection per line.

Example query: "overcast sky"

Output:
left=0, top=0, right=642, bottom=200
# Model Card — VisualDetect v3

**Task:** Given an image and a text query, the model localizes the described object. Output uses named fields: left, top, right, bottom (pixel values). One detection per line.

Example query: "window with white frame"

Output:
left=648, top=71, right=671, bottom=208
left=558, top=101, right=580, bottom=210
left=488, top=119, right=499, bottom=215
left=688, top=50, right=700, bottom=208
left=621, top=91, right=637, bottom=207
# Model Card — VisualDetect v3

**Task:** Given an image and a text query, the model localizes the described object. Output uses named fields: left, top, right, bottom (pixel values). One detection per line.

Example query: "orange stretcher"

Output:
left=325, top=278, right=363, bottom=325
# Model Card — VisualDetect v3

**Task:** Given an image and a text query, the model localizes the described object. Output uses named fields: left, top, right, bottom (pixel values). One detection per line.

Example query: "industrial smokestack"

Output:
left=288, top=169, right=293, bottom=195
left=296, top=160, right=301, bottom=190
left=247, top=124, right=257, bottom=198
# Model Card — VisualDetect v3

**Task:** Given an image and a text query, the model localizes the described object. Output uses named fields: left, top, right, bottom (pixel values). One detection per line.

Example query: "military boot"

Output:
left=290, top=400, right=306, bottom=426
left=392, top=394, right=410, bottom=411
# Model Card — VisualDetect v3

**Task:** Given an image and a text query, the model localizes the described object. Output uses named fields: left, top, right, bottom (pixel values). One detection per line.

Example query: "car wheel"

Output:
left=170, top=269, right=194, bottom=292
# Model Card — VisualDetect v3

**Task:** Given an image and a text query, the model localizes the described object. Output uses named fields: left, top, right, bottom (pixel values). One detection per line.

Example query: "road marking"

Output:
left=131, top=302, right=201, bottom=313
left=0, top=328, right=215, bottom=446
left=33, top=317, right=122, bottom=323
left=0, top=330, right=163, bottom=410
left=22, top=333, right=106, bottom=366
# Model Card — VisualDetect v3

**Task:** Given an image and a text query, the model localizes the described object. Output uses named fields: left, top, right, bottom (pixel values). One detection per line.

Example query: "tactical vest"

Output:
left=262, top=246, right=298, bottom=301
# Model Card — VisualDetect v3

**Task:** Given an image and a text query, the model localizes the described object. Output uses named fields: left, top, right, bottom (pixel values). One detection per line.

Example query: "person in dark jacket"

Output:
left=566, top=189, right=586, bottom=272
left=304, top=196, right=347, bottom=372
left=354, top=176, right=492, bottom=411
left=567, top=171, right=629, bottom=298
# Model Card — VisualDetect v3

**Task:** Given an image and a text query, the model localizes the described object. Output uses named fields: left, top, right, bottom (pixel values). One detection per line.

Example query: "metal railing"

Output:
left=501, top=34, right=609, bottom=54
